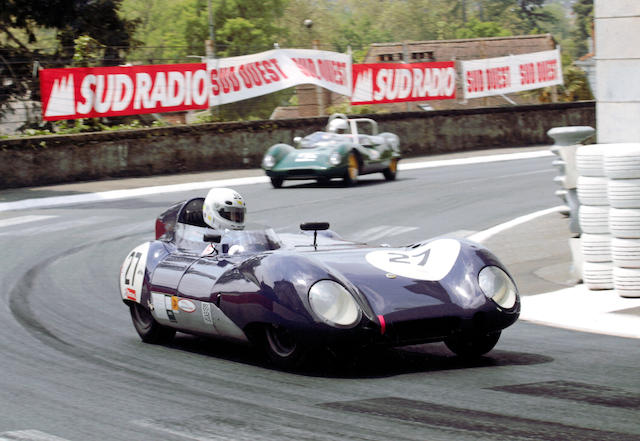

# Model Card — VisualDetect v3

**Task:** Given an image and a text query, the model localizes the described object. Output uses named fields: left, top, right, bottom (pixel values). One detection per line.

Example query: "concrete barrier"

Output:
left=0, top=101, right=595, bottom=189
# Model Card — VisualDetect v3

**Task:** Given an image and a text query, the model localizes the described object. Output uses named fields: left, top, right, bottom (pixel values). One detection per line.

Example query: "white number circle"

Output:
left=365, top=238, right=461, bottom=281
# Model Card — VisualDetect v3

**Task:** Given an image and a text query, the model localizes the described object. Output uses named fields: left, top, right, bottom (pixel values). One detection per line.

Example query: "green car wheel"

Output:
left=270, top=177, right=284, bottom=188
left=383, top=158, right=398, bottom=181
left=343, top=152, right=359, bottom=186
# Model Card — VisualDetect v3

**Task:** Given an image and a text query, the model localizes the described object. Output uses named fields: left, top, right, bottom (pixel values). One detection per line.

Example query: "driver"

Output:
left=202, top=187, right=246, bottom=231
left=327, top=118, right=349, bottom=134
left=201, top=188, right=247, bottom=256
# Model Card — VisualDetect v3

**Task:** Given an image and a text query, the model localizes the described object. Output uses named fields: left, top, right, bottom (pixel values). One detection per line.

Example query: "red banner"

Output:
left=40, top=49, right=353, bottom=121
left=351, top=61, right=456, bottom=105
left=40, top=64, right=209, bottom=121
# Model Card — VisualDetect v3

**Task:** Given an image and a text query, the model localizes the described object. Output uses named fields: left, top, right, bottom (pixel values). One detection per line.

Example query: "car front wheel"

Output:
left=444, top=331, right=501, bottom=358
left=129, top=303, right=176, bottom=344
left=263, top=324, right=310, bottom=369
left=270, top=177, right=284, bottom=188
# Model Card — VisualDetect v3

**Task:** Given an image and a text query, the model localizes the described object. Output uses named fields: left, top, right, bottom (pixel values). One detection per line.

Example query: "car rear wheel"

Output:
left=263, top=324, right=309, bottom=369
left=444, top=331, right=501, bottom=358
left=383, top=158, right=398, bottom=181
left=270, top=177, right=284, bottom=188
left=343, top=152, right=359, bottom=186
left=129, top=303, right=176, bottom=344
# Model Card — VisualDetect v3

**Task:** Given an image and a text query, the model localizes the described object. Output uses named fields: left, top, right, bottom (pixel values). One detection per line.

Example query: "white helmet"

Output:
left=202, top=188, right=246, bottom=231
left=327, top=118, right=349, bottom=134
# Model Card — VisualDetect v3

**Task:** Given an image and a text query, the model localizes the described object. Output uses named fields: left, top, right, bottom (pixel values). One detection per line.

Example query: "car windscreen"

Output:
left=299, top=132, right=349, bottom=148
left=219, top=228, right=282, bottom=255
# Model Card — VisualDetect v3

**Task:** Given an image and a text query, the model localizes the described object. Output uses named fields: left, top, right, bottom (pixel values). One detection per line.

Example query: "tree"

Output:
left=572, top=0, right=593, bottom=56
left=454, top=19, right=512, bottom=39
left=0, top=0, right=136, bottom=122
left=514, top=0, right=554, bottom=33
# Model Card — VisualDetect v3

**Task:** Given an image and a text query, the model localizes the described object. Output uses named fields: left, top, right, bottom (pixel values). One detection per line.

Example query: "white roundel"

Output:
left=120, top=242, right=150, bottom=303
left=365, top=239, right=461, bottom=281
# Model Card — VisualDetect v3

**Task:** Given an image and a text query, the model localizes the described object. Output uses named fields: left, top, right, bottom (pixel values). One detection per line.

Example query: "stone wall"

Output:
left=0, top=101, right=595, bottom=189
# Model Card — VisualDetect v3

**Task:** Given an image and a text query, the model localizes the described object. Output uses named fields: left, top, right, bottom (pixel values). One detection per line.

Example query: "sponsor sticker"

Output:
left=120, top=242, right=150, bottom=303
left=294, top=152, right=318, bottom=162
left=178, top=299, right=196, bottom=313
left=201, top=302, right=213, bottom=325
left=201, top=243, right=215, bottom=257
left=365, top=238, right=461, bottom=281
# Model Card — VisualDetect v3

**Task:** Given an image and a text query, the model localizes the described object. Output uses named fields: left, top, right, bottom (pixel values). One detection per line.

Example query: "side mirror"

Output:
left=300, top=222, right=329, bottom=249
left=300, top=222, right=329, bottom=231
left=203, top=233, right=222, bottom=243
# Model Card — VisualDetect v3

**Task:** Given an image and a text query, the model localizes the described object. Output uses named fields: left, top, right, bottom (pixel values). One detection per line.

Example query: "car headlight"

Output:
left=328, top=152, right=342, bottom=166
left=308, top=280, right=361, bottom=327
left=262, top=154, right=276, bottom=168
left=478, top=266, right=518, bottom=310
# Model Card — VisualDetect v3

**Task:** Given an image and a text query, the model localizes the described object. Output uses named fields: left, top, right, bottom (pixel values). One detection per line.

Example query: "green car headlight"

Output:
left=329, top=152, right=342, bottom=166
left=262, top=154, right=276, bottom=168
left=308, top=280, right=361, bottom=327
left=478, top=266, right=518, bottom=310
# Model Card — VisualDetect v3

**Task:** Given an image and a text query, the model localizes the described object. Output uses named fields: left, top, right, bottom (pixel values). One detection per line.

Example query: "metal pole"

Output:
left=207, top=0, right=215, bottom=57
left=313, top=39, right=325, bottom=116
left=206, top=0, right=217, bottom=118
left=403, top=42, right=410, bottom=112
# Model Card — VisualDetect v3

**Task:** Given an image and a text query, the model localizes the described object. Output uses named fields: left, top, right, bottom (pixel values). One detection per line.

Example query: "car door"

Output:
left=358, top=135, right=386, bottom=172
left=153, top=253, right=247, bottom=339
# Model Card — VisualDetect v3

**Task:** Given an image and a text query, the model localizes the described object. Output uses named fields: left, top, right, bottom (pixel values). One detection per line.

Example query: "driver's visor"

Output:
left=218, top=206, right=245, bottom=223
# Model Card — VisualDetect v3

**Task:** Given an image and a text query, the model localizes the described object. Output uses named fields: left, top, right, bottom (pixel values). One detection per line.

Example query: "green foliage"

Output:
left=572, top=0, right=594, bottom=56
left=454, top=19, right=512, bottom=39
left=0, top=0, right=136, bottom=122
left=121, top=0, right=286, bottom=61
left=72, top=35, right=106, bottom=67
left=326, top=102, right=387, bottom=116
left=8, top=118, right=169, bottom=138
left=523, top=63, right=593, bottom=104
left=559, top=65, right=594, bottom=102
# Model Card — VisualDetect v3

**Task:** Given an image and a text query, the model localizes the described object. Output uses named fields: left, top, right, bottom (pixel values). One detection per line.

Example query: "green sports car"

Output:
left=261, top=113, right=401, bottom=188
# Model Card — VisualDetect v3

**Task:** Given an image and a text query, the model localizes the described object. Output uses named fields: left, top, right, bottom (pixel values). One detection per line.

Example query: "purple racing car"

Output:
left=119, top=196, right=520, bottom=368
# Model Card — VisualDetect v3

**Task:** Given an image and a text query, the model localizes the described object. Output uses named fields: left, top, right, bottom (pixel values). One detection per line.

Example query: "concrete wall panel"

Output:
left=595, top=1, right=640, bottom=18
left=596, top=59, right=640, bottom=102
left=595, top=17, right=640, bottom=60
left=597, top=102, right=640, bottom=143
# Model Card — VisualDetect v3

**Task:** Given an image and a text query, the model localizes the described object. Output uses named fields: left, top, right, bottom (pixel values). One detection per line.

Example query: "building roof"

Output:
left=364, top=34, right=557, bottom=64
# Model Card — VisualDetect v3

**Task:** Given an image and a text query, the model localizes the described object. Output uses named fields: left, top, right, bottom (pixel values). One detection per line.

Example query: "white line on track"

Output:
left=0, top=215, right=57, bottom=228
left=399, top=149, right=552, bottom=171
left=0, top=430, right=70, bottom=441
left=0, top=150, right=553, bottom=212
left=467, top=205, right=564, bottom=243
left=0, top=215, right=115, bottom=236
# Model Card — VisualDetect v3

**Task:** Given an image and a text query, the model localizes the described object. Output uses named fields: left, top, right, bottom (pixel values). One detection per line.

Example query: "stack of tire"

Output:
left=605, top=144, right=640, bottom=298
left=547, top=126, right=595, bottom=282
left=577, top=145, right=613, bottom=290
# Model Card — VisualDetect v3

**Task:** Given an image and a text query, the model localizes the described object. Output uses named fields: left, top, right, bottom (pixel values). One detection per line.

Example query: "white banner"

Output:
left=461, top=49, right=563, bottom=99
left=206, top=49, right=351, bottom=106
